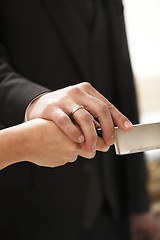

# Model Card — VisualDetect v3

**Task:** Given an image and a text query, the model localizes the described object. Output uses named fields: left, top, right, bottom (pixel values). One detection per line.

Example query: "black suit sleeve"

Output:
left=0, top=43, right=49, bottom=127
left=124, top=153, right=150, bottom=214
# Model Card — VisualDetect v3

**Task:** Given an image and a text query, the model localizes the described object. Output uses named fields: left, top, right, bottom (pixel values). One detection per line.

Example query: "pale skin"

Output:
left=27, top=82, right=133, bottom=152
left=0, top=83, right=157, bottom=238
left=26, top=82, right=157, bottom=240
left=0, top=118, right=109, bottom=170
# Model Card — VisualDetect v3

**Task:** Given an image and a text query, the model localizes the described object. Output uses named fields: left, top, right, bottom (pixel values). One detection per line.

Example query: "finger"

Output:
left=68, top=155, right=78, bottom=163
left=79, top=151, right=96, bottom=159
left=59, top=83, right=119, bottom=145
left=80, top=82, right=111, bottom=105
left=97, top=107, right=115, bottom=146
left=93, top=119, right=101, bottom=129
left=51, top=108, right=85, bottom=143
left=68, top=141, right=96, bottom=161
left=77, top=95, right=115, bottom=145
left=96, top=137, right=110, bottom=152
left=78, top=136, right=109, bottom=158
left=78, top=145, right=96, bottom=159
left=108, top=102, right=133, bottom=131
left=81, top=82, right=133, bottom=131
left=72, top=108, right=98, bottom=152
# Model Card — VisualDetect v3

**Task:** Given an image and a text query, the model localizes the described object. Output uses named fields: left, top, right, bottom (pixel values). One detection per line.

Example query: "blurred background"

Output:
left=123, top=0, right=160, bottom=235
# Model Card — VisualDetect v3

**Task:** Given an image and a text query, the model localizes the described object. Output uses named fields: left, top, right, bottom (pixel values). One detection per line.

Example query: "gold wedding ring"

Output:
left=71, top=105, right=85, bottom=117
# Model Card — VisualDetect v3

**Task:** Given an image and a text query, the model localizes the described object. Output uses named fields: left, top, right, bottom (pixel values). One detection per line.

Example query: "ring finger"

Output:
left=71, top=107, right=98, bottom=152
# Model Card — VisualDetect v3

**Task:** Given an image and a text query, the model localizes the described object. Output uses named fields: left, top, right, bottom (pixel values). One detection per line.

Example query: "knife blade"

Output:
left=97, top=122, right=160, bottom=155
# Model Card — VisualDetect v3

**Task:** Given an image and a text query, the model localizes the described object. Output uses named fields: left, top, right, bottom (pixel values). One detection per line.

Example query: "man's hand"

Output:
left=131, top=212, right=158, bottom=240
left=27, top=82, right=132, bottom=152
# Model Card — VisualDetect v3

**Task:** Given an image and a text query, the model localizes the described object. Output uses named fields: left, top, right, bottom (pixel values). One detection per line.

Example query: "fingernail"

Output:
left=124, top=121, right=132, bottom=129
left=78, top=135, right=84, bottom=142
left=92, top=143, right=96, bottom=152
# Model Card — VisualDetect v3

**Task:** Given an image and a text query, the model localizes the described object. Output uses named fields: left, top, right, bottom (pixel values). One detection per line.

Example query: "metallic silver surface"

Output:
left=114, top=122, right=160, bottom=155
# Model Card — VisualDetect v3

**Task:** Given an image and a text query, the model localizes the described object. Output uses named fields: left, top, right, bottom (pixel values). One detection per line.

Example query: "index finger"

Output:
left=81, top=82, right=133, bottom=131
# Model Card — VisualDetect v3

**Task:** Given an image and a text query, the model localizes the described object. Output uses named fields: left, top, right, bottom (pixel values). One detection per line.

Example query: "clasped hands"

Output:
left=26, top=82, right=132, bottom=167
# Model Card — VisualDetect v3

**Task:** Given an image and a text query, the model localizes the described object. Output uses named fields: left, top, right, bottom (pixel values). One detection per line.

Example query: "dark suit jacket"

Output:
left=0, top=0, right=149, bottom=239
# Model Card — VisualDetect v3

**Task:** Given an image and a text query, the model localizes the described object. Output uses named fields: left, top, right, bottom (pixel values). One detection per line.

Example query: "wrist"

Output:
left=0, top=126, right=25, bottom=169
left=25, top=92, right=50, bottom=121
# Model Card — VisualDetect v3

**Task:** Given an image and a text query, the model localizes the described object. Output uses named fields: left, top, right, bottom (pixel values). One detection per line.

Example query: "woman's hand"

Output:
left=19, top=119, right=109, bottom=167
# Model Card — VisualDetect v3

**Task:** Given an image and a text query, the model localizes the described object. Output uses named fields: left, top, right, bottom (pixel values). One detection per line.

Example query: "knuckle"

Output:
left=59, top=158, right=68, bottom=166
left=56, top=114, right=67, bottom=126
left=80, top=82, right=92, bottom=90
left=41, top=102, right=52, bottom=115
left=68, top=86, right=83, bottom=97
left=99, top=103, right=108, bottom=115
left=108, top=102, right=115, bottom=111
left=42, top=101, right=59, bottom=116
left=69, top=154, right=78, bottom=163
left=86, top=152, right=96, bottom=159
